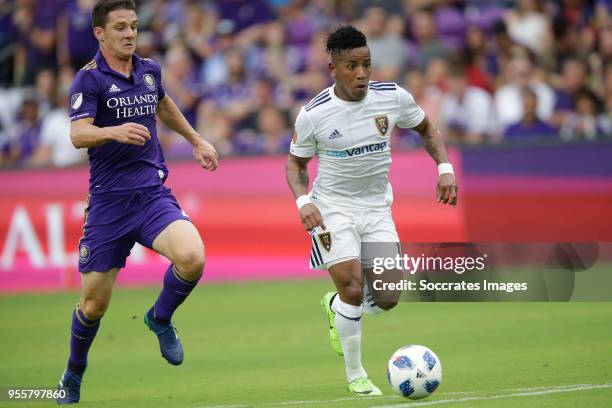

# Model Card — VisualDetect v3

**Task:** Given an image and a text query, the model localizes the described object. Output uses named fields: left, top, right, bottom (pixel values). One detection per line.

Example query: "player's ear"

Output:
left=329, top=61, right=336, bottom=78
left=93, top=26, right=104, bottom=42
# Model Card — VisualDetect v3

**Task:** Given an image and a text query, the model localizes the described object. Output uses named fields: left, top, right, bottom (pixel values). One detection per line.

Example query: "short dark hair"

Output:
left=326, top=26, right=367, bottom=57
left=92, top=0, right=136, bottom=28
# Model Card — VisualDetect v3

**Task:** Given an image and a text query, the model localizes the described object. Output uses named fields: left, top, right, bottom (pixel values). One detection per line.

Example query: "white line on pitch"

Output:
left=196, top=382, right=612, bottom=408
left=370, top=383, right=612, bottom=408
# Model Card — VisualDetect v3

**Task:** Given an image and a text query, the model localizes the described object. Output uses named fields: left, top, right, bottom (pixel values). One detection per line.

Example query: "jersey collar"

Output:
left=95, top=49, right=142, bottom=79
left=330, top=83, right=370, bottom=108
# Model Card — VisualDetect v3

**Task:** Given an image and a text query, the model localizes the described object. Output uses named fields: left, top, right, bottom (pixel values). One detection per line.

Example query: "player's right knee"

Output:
left=80, top=298, right=109, bottom=321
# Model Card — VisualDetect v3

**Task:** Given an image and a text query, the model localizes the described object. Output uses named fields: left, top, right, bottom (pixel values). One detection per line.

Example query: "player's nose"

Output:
left=355, top=66, right=367, bottom=79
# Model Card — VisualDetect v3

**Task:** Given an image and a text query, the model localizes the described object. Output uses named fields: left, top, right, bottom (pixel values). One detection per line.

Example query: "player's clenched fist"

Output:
left=300, top=203, right=327, bottom=231
left=108, top=122, right=151, bottom=146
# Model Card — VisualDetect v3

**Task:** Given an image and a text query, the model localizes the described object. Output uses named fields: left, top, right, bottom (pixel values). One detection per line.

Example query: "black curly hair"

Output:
left=326, top=25, right=368, bottom=59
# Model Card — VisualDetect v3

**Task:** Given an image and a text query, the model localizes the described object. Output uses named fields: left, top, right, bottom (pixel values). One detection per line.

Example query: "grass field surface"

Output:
left=0, top=279, right=610, bottom=407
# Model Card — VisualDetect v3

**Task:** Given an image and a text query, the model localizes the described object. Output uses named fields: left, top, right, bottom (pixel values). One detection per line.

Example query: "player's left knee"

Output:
left=376, top=301, right=398, bottom=311
left=174, top=247, right=205, bottom=280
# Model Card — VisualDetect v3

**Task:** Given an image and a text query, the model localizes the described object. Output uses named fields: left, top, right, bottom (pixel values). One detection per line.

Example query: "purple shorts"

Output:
left=77, top=186, right=191, bottom=272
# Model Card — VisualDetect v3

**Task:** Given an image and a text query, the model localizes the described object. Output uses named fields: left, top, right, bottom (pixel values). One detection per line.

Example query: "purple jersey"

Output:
left=69, top=51, right=167, bottom=194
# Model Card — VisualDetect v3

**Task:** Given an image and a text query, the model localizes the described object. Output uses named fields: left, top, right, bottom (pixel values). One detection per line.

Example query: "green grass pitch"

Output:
left=0, top=279, right=611, bottom=407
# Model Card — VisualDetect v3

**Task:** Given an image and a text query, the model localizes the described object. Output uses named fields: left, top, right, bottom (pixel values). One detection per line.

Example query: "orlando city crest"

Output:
left=318, top=232, right=332, bottom=252
left=79, top=244, right=90, bottom=263
left=375, top=115, right=389, bottom=136
left=143, top=74, right=156, bottom=91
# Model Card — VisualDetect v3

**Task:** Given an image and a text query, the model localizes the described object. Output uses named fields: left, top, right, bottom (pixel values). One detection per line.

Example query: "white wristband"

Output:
left=296, top=195, right=312, bottom=210
left=438, top=163, right=454, bottom=175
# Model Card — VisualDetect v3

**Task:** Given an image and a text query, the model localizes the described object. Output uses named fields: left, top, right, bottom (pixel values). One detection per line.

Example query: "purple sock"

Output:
left=153, top=265, right=200, bottom=323
left=68, top=305, right=100, bottom=375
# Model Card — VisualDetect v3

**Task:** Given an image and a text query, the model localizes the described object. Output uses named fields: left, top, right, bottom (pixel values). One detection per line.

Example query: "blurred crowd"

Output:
left=1, top=0, right=612, bottom=169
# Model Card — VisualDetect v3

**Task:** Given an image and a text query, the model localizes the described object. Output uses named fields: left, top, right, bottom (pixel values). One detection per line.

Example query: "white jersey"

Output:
left=290, top=81, right=425, bottom=208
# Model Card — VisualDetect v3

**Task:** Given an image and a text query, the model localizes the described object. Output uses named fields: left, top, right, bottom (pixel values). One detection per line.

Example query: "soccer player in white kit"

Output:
left=285, top=26, right=457, bottom=396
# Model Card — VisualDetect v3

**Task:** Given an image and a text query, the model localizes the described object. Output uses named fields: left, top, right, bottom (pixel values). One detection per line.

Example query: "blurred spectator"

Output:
left=494, top=52, right=556, bottom=129
left=162, top=43, right=200, bottom=126
left=409, top=8, right=451, bottom=71
left=424, top=57, right=448, bottom=91
left=440, top=63, right=496, bottom=144
left=57, top=0, right=97, bottom=72
left=234, top=106, right=291, bottom=154
left=0, top=0, right=17, bottom=85
left=397, top=68, right=444, bottom=147
left=289, top=31, right=331, bottom=104
left=363, top=5, right=405, bottom=81
left=13, top=0, right=63, bottom=85
left=464, top=25, right=494, bottom=93
left=244, top=21, right=302, bottom=83
left=279, top=0, right=319, bottom=47
left=503, top=86, right=558, bottom=140
left=182, top=2, right=216, bottom=62
left=34, top=69, right=56, bottom=118
left=433, top=4, right=467, bottom=50
left=504, top=0, right=552, bottom=59
left=207, top=48, right=253, bottom=123
left=0, top=86, right=25, bottom=152
left=199, top=19, right=237, bottom=87
left=488, top=20, right=514, bottom=82
left=594, top=22, right=612, bottom=66
left=2, top=90, right=40, bottom=166
left=241, top=77, right=289, bottom=129
left=28, top=82, right=86, bottom=167
left=560, top=88, right=606, bottom=140
left=551, top=57, right=588, bottom=128
left=600, top=61, right=612, bottom=135
left=404, top=69, right=443, bottom=127
left=594, top=0, right=612, bottom=29
left=552, top=15, right=581, bottom=69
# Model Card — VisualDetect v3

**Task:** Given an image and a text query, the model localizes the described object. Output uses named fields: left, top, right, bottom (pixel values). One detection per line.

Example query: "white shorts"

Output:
left=308, top=198, right=400, bottom=270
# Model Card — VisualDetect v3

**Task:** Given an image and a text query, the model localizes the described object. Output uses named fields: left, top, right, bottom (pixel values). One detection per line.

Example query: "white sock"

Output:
left=333, top=291, right=385, bottom=315
left=335, top=298, right=367, bottom=382
left=330, top=292, right=339, bottom=313
left=363, top=301, right=385, bottom=315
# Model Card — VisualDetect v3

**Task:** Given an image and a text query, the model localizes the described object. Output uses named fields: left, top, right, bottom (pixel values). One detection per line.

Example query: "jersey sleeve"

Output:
left=147, top=58, right=166, bottom=101
left=69, top=70, right=100, bottom=122
left=396, top=86, right=425, bottom=129
left=156, top=61, right=166, bottom=101
left=289, top=107, right=316, bottom=158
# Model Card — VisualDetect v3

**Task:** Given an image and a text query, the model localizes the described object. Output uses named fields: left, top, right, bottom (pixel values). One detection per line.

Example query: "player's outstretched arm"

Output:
left=285, top=154, right=326, bottom=231
left=412, top=116, right=458, bottom=207
left=157, top=95, right=218, bottom=171
left=71, top=117, right=151, bottom=148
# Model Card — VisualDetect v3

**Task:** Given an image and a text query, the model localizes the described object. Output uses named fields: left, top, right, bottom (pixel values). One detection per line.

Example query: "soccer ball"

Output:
left=387, top=345, right=442, bottom=400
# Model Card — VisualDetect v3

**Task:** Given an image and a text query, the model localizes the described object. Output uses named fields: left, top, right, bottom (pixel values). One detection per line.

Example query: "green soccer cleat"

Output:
left=347, top=378, right=383, bottom=396
left=321, top=291, right=343, bottom=356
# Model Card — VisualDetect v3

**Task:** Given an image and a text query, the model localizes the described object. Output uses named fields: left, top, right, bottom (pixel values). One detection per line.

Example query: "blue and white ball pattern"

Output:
left=387, top=345, right=442, bottom=400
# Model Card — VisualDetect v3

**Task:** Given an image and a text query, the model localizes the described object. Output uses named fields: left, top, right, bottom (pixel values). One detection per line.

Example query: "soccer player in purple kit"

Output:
left=55, top=1, right=219, bottom=404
